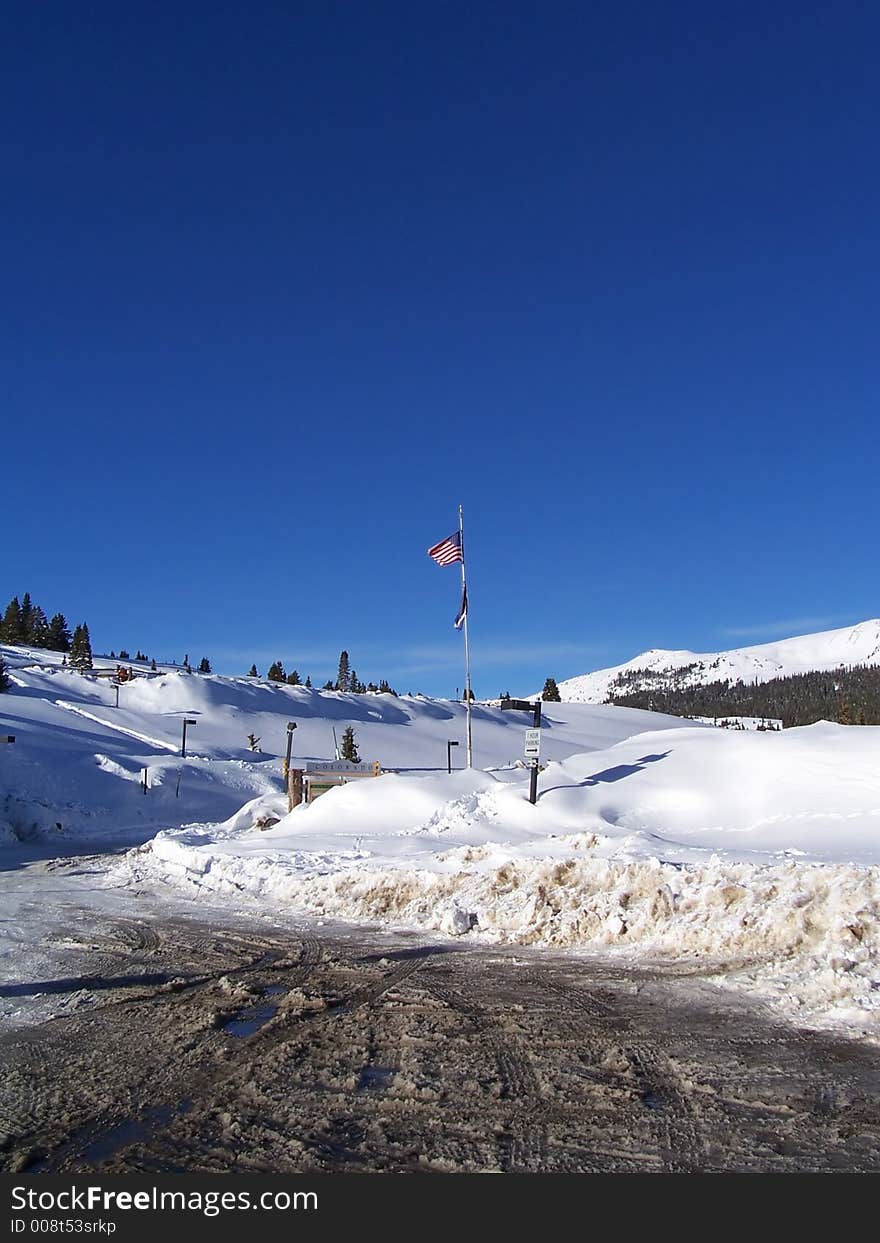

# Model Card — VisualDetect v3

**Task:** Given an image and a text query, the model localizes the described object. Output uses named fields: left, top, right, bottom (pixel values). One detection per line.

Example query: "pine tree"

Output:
left=69, top=623, right=93, bottom=671
left=541, top=677, right=561, bottom=702
left=323, top=679, right=334, bottom=690
left=19, top=593, right=33, bottom=641
left=248, top=664, right=259, bottom=677
left=335, top=650, right=350, bottom=692
left=349, top=668, right=360, bottom=694
left=1, top=597, right=24, bottom=644
left=267, top=661, right=286, bottom=682
left=151, top=659, right=157, bottom=671
left=27, top=606, right=50, bottom=647
left=47, top=613, right=71, bottom=652
left=198, top=657, right=211, bottom=674
left=305, top=675, right=312, bottom=688
left=0, top=655, right=9, bottom=693
left=287, top=669, right=301, bottom=685
left=340, top=724, right=360, bottom=762
left=81, top=623, right=93, bottom=670
left=118, top=649, right=130, bottom=660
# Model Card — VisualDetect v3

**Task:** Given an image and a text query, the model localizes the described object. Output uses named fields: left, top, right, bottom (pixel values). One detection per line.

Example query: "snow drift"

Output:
left=115, top=722, right=880, bottom=1038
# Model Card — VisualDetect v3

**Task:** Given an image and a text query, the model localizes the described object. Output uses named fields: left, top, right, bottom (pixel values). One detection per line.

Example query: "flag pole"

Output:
left=459, top=504, right=473, bottom=767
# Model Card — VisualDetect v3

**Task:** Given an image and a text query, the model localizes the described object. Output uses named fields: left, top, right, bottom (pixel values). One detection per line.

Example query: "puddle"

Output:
left=222, top=1002, right=278, bottom=1037
left=82, top=1101, right=195, bottom=1162
left=30, top=1101, right=193, bottom=1171
left=356, top=1066, right=396, bottom=1091
left=265, top=985, right=287, bottom=996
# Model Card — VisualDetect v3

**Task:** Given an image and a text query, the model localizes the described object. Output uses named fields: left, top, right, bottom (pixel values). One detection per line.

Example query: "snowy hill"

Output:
left=0, top=642, right=693, bottom=846
left=551, top=618, right=880, bottom=703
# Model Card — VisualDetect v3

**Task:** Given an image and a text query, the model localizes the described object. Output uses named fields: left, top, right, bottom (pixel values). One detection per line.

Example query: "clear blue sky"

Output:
left=3, top=2, right=878, bottom=696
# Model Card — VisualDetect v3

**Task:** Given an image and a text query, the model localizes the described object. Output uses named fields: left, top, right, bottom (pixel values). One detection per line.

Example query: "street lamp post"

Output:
left=447, top=739, right=459, bottom=774
left=181, top=717, right=197, bottom=758
left=284, top=721, right=297, bottom=778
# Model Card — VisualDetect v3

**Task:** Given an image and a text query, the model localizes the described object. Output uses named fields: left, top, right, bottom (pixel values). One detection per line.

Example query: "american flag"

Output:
left=427, top=531, right=463, bottom=566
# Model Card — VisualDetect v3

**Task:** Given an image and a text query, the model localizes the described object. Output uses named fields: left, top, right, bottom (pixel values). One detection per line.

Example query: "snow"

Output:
left=0, top=642, right=692, bottom=847
left=3, top=641, right=880, bottom=1039
left=112, top=723, right=880, bottom=1038
left=552, top=617, right=880, bottom=702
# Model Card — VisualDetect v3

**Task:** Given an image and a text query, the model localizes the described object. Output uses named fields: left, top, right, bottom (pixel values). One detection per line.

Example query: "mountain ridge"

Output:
left=549, top=618, right=880, bottom=703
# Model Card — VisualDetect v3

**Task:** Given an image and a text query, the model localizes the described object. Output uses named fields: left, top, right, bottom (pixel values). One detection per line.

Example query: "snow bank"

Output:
left=112, top=722, right=880, bottom=1037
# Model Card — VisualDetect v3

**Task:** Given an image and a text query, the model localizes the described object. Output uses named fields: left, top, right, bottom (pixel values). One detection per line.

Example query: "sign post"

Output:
left=447, top=739, right=459, bottom=774
left=500, top=698, right=542, bottom=804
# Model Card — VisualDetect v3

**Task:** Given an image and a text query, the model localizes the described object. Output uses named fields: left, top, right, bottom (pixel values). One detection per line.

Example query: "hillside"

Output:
left=550, top=618, right=880, bottom=703
left=0, top=642, right=693, bottom=846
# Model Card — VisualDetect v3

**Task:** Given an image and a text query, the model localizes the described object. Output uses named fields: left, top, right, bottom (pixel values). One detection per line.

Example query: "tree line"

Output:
left=1, top=602, right=400, bottom=700
left=1, top=592, right=75, bottom=652
left=252, top=650, right=398, bottom=696
left=0, top=593, right=96, bottom=680
left=604, top=662, right=880, bottom=727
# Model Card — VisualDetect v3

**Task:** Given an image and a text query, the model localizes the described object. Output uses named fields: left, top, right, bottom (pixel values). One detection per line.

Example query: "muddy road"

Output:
left=2, top=897, right=880, bottom=1174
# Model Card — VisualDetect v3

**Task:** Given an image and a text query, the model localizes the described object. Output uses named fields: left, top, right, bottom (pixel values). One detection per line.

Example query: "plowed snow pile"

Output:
left=115, top=722, right=880, bottom=1037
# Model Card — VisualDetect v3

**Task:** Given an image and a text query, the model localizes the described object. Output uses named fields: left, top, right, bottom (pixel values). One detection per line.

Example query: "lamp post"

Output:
left=181, top=717, right=197, bottom=758
left=284, top=721, right=297, bottom=778
left=447, top=739, right=459, bottom=774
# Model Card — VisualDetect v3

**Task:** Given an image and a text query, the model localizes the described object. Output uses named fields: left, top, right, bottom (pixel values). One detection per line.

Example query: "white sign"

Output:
left=524, top=729, right=541, bottom=757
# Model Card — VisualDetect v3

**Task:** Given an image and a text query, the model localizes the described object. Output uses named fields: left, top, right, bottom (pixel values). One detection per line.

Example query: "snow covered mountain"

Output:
left=552, top=619, right=880, bottom=703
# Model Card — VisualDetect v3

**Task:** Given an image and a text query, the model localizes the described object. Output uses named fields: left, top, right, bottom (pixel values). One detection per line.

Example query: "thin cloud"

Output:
left=398, top=640, right=610, bottom=669
left=208, top=640, right=611, bottom=681
left=718, top=615, right=853, bottom=641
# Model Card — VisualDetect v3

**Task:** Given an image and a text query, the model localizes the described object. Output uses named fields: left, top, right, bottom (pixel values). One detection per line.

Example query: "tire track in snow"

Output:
left=423, top=974, right=547, bottom=1172
left=538, top=971, right=707, bottom=1171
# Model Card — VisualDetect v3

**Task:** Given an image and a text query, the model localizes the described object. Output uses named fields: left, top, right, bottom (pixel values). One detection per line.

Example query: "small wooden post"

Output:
left=142, top=767, right=148, bottom=795
left=288, top=768, right=304, bottom=811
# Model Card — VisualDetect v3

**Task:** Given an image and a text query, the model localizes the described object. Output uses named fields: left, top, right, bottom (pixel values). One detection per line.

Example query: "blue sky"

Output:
left=3, top=2, right=878, bottom=696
